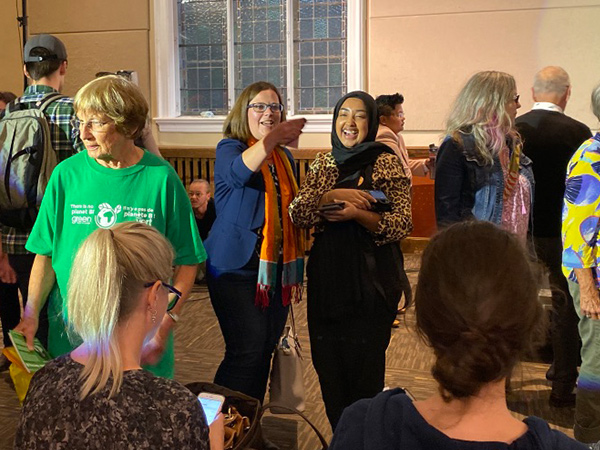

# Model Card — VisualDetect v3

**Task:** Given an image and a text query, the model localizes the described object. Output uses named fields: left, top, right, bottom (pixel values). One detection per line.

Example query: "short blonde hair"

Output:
left=190, top=178, right=210, bottom=193
left=74, top=75, right=148, bottom=140
left=67, top=222, right=174, bottom=399
left=223, top=81, right=286, bottom=141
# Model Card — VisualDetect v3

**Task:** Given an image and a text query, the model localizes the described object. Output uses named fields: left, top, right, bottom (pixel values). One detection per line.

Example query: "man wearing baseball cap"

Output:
left=0, top=34, right=84, bottom=366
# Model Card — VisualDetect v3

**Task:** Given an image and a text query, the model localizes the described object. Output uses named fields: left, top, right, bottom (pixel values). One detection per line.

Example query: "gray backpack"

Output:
left=0, top=92, right=64, bottom=230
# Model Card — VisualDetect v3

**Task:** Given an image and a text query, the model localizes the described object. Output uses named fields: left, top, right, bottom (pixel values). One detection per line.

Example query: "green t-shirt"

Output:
left=26, top=150, right=207, bottom=377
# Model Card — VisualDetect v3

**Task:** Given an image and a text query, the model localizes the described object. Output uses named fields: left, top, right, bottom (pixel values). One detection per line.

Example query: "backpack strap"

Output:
left=4, top=92, right=66, bottom=116
left=4, top=99, right=21, bottom=115
left=36, top=92, right=67, bottom=112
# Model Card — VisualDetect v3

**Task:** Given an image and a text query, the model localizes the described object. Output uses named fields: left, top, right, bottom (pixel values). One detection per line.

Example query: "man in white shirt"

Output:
left=516, top=66, right=591, bottom=410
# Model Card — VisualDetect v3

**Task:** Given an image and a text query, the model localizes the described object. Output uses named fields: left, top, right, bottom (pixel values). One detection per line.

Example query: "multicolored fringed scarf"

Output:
left=501, top=139, right=522, bottom=201
left=249, top=139, right=304, bottom=308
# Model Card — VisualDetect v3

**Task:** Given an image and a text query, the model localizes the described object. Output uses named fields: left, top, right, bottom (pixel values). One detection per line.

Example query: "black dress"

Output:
left=307, top=157, right=405, bottom=430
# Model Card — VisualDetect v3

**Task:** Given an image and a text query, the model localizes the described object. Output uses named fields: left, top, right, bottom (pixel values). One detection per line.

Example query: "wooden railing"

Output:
left=160, top=145, right=429, bottom=189
left=161, top=145, right=436, bottom=246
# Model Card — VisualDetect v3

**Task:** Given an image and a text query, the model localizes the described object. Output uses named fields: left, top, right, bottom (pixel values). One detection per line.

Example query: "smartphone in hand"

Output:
left=365, top=190, right=392, bottom=212
left=366, top=190, right=389, bottom=204
left=318, top=201, right=345, bottom=212
left=198, top=392, right=225, bottom=425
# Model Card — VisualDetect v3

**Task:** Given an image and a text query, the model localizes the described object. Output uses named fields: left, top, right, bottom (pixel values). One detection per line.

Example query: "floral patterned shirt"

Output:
left=14, top=355, right=209, bottom=450
left=289, top=151, right=413, bottom=245
left=562, top=133, right=600, bottom=284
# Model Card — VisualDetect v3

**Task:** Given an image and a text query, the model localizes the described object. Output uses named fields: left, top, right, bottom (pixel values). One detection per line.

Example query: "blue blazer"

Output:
left=204, top=138, right=296, bottom=271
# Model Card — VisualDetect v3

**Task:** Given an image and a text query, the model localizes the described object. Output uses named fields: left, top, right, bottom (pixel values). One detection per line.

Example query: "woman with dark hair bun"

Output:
left=330, top=221, right=587, bottom=450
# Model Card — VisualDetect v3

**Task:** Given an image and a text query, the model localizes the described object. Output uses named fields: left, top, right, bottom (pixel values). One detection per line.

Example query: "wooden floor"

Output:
left=0, top=253, right=576, bottom=449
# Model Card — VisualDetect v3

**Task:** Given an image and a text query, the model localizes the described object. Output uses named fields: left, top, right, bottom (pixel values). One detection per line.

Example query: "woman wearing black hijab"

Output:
left=289, top=91, right=413, bottom=429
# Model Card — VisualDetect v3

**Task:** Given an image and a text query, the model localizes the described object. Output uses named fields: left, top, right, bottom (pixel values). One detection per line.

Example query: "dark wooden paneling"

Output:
left=160, top=146, right=437, bottom=250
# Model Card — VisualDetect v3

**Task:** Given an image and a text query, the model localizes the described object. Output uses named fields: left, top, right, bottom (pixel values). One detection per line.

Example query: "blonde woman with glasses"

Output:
left=434, top=71, right=534, bottom=241
left=15, top=222, right=222, bottom=449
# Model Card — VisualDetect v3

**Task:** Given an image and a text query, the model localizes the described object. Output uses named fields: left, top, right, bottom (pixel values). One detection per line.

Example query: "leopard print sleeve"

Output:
left=289, top=152, right=338, bottom=229
left=371, top=152, right=413, bottom=245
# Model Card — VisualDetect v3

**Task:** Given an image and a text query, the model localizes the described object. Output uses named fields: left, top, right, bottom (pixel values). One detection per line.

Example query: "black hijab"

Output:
left=310, top=91, right=403, bottom=319
left=330, top=91, right=393, bottom=182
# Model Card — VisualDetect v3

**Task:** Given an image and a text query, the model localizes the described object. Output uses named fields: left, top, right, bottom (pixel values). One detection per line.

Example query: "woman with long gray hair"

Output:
left=434, top=71, right=534, bottom=241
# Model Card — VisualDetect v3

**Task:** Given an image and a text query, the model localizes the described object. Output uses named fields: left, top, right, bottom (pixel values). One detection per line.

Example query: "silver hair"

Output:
left=592, top=82, right=600, bottom=121
left=533, top=66, right=570, bottom=96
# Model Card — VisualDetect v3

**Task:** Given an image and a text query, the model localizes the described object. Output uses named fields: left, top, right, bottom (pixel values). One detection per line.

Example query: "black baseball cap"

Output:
left=23, top=34, right=68, bottom=63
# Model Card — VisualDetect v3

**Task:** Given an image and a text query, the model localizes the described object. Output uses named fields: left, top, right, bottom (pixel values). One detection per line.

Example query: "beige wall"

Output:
left=0, top=3, right=27, bottom=96
left=157, top=0, right=600, bottom=149
left=0, top=0, right=151, bottom=104
left=369, top=0, right=600, bottom=146
left=2, top=1, right=600, bottom=149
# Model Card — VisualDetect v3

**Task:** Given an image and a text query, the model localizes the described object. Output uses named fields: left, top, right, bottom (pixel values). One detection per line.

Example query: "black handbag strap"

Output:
left=285, top=300, right=303, bottom=356
left=260, top=402, right=329, bottom=449
left=289, top=299, right=297, bottom=337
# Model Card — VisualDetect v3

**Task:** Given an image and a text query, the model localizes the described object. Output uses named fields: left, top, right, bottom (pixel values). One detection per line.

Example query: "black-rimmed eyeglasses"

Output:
left=247, top=102, right=284, bottom=113
left=144, top=281, right=182, bottom=312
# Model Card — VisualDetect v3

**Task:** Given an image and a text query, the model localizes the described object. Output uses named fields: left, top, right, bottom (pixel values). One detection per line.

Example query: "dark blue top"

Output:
left=330, top=388, right=587, bottom=450
left=204, top=138, right=296, bottom=272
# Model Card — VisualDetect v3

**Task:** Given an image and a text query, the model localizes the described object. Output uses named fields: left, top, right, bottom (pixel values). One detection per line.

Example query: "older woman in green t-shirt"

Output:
left=14, top=76, right=205, bottom=378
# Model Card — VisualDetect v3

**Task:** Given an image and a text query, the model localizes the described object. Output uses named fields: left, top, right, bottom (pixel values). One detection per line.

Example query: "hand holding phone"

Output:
left=365, top=190, right=392, bottom=212
left=318, top=201, right=345, bottom=212
left=365, top=190, right=389, bottom=204
left=198, top=392, right=225, bottom=425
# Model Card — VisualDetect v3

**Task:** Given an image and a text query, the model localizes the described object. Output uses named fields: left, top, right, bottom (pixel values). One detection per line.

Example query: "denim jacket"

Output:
left=435, top=134, right=534, bottom=227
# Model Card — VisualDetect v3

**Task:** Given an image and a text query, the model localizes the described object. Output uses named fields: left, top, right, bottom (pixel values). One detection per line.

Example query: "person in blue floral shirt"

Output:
left=562, top=82, right=600, bottom=444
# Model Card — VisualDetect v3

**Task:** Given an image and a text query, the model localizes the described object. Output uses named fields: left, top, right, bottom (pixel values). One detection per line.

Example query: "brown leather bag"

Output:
left=186, top=382, right=262, bottom=450
left=223, top=405, right=251, bottom=449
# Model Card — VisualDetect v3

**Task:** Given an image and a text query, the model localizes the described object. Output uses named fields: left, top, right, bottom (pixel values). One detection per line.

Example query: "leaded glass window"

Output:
left=234, top=0, right=287, bottom=100
left=177, top=0, right=347, bottom=116
left=178, top=0, right=228, bottom=114
left=296, top=0, right=346, bottom=113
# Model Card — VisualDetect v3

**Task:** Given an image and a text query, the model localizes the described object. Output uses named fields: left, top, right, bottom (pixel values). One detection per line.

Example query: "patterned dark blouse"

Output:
left=14, top=355, right=209, bottom=450
left=289, top=151, right=413, bottom=244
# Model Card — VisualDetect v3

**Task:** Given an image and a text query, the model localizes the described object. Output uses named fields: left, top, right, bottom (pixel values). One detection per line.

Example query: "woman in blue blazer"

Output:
left=204, top=81, right=306, bottom=402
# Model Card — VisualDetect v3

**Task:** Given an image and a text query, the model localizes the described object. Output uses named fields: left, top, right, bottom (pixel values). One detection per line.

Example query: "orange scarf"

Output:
left=249, top=139, right=304, bottom=308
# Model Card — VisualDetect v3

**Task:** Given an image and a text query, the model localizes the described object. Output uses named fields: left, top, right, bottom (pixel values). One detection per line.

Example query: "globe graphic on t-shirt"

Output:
left=97, top=211, right=114, bottom=227
left=95, top=203, right=121, bottom=229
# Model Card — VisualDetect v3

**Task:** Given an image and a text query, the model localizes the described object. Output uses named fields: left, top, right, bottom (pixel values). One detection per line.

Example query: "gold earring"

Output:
left=150, top=308, right=157, bottom=324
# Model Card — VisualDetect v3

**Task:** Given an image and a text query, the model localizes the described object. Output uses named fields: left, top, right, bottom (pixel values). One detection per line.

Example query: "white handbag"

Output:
left=268, top=304, right=305, bottom=413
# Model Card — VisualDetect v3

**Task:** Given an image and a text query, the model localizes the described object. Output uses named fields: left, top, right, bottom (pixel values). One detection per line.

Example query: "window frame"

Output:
left=153, top=0, right=365, bottom=133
